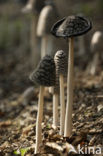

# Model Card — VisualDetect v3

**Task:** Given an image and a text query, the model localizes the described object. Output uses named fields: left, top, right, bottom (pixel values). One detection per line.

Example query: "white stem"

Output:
left=41, top=35, right=48, bottom=58
left=60, top=74, right=65, bottom=135
left=41, top=35, right=54, bottom=58
left=35, top=86, right=44, bottom=154
left=64, top=37, right=74, bottom=137
left=90, top=52, right=99, bottom=75
left=53, top=93, right=59, bottom=128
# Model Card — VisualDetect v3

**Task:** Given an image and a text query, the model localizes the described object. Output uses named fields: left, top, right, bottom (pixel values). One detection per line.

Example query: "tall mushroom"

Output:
left=51, top=15, right=92, bottom=137
left=22, top=0, right=44, bottom=68
left=37, top=1, right=58, bottom=58
left=54, top=50, right=68, bottom=135
left=29, top=55, right=56, bottom=153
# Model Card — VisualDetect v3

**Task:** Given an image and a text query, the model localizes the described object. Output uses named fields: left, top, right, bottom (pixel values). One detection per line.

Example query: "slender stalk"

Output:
left=53, top=93, right=59, bottom=128
left=60, top=74, right=65, bottom=135
left=41, top=35, right=48, bottom=58
left=64, top=37, right=74, bottom=137
left=35, top=86, right=44, bottom=154
left=41, top=35, right=53, bottom=58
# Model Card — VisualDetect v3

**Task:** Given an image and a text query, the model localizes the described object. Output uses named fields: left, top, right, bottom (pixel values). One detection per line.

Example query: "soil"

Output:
left=0, top=49, right=103, bottom=156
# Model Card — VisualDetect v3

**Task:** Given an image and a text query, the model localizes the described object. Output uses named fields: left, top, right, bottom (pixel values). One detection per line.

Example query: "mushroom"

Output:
left=29, top=55, right=56, bottom=153
left=37, top=1, right=57, bottom=58
left=90, top=31, right=103, bottom=75
left=54, top=50, right=68, bottom=135
left=22, top=0, right=44, bottom=68
left=51, top=15, right=92, bottom=137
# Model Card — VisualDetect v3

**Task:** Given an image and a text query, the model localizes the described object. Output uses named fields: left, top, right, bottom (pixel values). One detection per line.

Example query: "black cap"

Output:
left=54, top=50, right=68, bottom=76
left=51, top=15, right=92, bottom=38
left=29, top=55, right=56, bottom=87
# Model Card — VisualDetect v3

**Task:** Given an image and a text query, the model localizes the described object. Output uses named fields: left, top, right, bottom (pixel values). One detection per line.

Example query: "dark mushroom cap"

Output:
left=51, top=15, right=92, bottom=38
left=29, top=55, right=56, bottom=87
left=54, top=50, right=68, bottom=76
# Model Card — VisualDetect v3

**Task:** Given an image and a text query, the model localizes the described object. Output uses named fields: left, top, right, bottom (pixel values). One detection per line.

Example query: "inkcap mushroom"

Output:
left=30, top=55, right=56, bottom=153
left=51, top=15, right=92, bottom=137
left=37, top=1, right=57, bottom=58
left=54, top=50, right=68, bottom=135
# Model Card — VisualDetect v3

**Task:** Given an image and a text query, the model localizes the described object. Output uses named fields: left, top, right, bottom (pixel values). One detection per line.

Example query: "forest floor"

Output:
left=0, top=50, right=103, bottom=156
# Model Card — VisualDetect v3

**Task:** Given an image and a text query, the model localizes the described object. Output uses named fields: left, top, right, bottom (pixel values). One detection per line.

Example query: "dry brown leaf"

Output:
left=0, top=120, right=12, bottom=127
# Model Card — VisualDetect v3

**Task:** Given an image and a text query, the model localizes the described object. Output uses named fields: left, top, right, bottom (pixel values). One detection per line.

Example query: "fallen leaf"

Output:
left=0, top=120, right=12, bottom=127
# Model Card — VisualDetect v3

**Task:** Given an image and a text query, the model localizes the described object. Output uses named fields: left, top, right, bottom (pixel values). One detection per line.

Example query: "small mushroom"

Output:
left=30, top=55, right=56, bottom=153
left=51, top=15, right=92, bottom=137
left=37, top=1, right=57, bottom=58
left=54, top=50, right=68, bottom=135
left=90, top=31, right=103, bottom=75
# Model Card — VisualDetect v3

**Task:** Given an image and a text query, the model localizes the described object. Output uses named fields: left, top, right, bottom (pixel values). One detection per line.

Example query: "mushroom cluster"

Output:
left=29, top=15, right=92, bottom=154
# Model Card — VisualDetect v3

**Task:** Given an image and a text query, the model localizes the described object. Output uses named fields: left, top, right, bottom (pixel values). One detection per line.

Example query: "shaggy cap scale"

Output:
left=51, top=15, right=92, bottom=38
left=30, top=55, right=56, bottom=87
